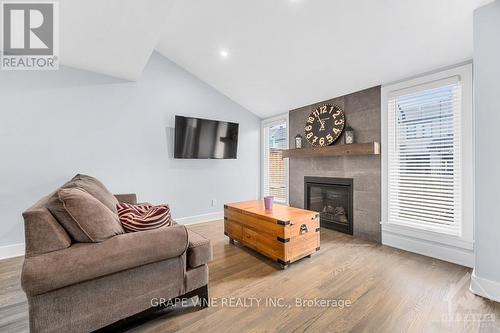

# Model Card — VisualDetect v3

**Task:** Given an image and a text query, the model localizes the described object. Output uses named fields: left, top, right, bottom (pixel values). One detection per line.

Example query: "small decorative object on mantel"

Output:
left=304, top=103, right=345, bottom=147
left=344, top=125, right=355, bottom=144
left=295, top=134, right=303, bottom=149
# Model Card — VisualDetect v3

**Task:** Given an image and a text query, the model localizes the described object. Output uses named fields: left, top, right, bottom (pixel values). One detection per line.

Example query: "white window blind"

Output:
left=387, top=77, right=462, bottom=235
left=263, top=121, right=288, bottom=203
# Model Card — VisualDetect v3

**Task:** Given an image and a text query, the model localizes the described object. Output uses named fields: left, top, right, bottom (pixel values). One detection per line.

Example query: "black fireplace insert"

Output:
left=304, top=177, right=353, bottom=235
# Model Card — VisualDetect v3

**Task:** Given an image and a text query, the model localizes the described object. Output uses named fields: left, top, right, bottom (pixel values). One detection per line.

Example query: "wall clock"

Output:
left=304, top=103, right=345, bottom=147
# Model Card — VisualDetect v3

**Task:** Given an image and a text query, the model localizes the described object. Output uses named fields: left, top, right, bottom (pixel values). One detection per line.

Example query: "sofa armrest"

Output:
left=22, top=224, right=188, bottom=296
left=114, top=193, right=137, bottom=204
left=23, top=208, right=72, bottom=257
left=187, top=229, right=213, bottom=268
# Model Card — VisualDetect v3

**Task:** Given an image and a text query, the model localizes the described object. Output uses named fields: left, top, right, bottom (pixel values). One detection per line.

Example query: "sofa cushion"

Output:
left=21, top=224, right=189, bottom=295
left=187, top=229, right=212, bottom=268
left=117, top=203, right=171, bottom=233
left=63, top=174, right=119, bottom=213
left=51, top=187, right=124, bottom=242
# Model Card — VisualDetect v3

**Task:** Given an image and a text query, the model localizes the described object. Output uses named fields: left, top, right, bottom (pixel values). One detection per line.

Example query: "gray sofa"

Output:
left=21, top=177, right=212, bottom=333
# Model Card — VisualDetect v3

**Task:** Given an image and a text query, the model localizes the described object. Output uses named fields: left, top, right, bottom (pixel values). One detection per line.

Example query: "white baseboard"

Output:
left=0, top=243, right=25, bottom=260
left=382, top=230, right=474, bottom=268
left=174, top=211, right=223, bottom=225
left=470, top=269, right=500, bottom=302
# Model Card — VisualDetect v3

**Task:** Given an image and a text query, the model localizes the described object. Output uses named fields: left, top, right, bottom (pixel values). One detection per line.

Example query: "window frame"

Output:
left=261, top=113, right=289, bottom=205
left=381, top=63, right=474, bottom=249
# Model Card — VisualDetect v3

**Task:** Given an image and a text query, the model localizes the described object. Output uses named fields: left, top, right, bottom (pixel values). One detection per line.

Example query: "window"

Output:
left=262, top=117, right=288, bottom=204
left=387, top=78, right=462, bottom=235
left=382, top=65, right=473, bottom=265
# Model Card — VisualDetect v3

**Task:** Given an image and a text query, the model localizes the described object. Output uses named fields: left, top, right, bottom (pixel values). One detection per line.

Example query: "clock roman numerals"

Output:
left=303, top=103, right=345, bottom=147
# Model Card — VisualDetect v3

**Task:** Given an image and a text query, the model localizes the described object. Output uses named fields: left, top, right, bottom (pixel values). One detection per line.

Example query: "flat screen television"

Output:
left=174, top=115, right=239, bottom=159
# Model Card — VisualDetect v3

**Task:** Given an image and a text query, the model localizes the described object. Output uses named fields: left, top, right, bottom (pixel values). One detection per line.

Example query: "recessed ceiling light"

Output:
left=219, top=49, right=229, bottom=58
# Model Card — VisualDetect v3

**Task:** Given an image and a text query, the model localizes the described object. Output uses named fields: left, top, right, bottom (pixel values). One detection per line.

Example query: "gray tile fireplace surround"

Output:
left=288, top=86, right=381, bottom=242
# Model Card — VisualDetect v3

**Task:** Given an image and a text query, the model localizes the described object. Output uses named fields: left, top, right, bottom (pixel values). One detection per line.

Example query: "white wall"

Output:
left=470, top=0, right=500, bottom=301
left=0, top=52, right=261, bottom=254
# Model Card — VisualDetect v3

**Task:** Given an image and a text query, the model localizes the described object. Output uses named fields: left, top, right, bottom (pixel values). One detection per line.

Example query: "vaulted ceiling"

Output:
left=59, top=0, right=493, bottom=118
left=60, top=0, right=174, bottom=80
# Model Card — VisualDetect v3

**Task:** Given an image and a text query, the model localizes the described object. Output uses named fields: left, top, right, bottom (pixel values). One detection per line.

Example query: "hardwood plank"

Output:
left=0, top=220, right=498, bottom=333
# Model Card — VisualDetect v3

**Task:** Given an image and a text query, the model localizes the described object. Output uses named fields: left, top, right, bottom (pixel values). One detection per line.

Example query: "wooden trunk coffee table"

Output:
left=224, top=200, right=320, bottom=269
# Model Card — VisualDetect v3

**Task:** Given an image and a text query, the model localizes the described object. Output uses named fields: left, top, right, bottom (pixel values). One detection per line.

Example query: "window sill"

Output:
left=381, top=221, right=473, bottom=250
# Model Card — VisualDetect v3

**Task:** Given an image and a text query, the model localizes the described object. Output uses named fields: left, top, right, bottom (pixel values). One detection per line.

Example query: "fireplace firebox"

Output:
left=304, top=177, right=353, bottom=235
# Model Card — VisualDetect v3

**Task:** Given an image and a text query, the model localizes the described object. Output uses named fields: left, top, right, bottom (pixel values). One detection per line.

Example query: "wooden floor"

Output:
left=1, top=220, right=499, bottom=333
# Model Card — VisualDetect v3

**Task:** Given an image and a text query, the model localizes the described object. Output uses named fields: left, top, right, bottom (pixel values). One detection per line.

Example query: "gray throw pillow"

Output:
left=50, top=187, right=124, bottom=242
left=62, top=174, right=119, bottom=214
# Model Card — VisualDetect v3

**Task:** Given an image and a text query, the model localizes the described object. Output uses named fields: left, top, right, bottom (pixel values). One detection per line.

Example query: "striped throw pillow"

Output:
left=117, top=203, right=171, bottom=233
